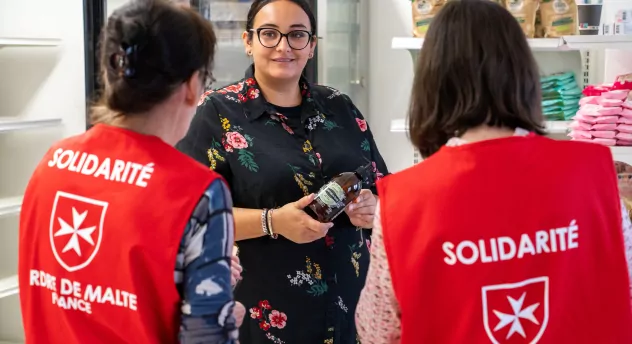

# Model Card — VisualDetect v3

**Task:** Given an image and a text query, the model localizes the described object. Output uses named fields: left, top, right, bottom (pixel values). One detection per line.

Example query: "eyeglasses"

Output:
left=250, top=28, right=313, bottom=50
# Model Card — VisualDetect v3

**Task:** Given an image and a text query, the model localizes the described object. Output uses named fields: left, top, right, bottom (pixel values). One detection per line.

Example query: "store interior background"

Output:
left=1, top=0, right=632, bottom=341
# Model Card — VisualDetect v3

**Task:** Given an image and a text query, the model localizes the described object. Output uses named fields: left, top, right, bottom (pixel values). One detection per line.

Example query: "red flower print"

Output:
left=225, top=132, right=248, bottom=149
left=259, top=321, right=271, bottom=331
left=258, top=300, right=272, bottom=310
left=216, top=89, right=227, bottom=94
left=325, top=235, right=334, bottom=247
left=245, top=78, right=256, bottom=86
left=221, top=137, right=234, bottom=153
left=356, top=118, right=368, bottom=132
left=237, top=93, right=246, bottom=103
left=282, top=123, right=294, bottom=135
left=277, top=113, right=288, bottom=121
left=316, top=152, right=322, bottom=165
left=247, top=88, right=260, bottom=99
left=268, top=310, right=287, bottom=329
left=366, top=239, right=371, bottom=252
left=372, top=161, right=384, bottom=179
left=223, top=83, right=243, bottom=93
left=301, top=89, right=307, bottom=96
left=250, top=307, right=262, bottom=319
left=198, top=89, right=214, bottom=106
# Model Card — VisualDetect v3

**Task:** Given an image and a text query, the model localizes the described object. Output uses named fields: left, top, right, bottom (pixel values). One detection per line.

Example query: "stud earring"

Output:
left=308, top=53, right=313, bottom=58
left=247, top=50, right=252, bottom=56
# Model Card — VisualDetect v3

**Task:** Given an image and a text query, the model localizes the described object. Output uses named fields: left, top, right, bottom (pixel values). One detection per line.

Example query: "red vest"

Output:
left=19, top=124, right=219, bottom=344
left=379, top=135, right=632, bottom=344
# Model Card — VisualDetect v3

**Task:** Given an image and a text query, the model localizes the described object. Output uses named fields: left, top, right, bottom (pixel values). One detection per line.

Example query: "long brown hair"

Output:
left=408, top=0, right=544, bottom=158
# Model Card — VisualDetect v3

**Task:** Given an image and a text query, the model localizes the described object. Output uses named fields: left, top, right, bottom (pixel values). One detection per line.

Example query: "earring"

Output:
left=247, top=50, right=252, bottom=56
left=308, top=53, right=313, bottom=58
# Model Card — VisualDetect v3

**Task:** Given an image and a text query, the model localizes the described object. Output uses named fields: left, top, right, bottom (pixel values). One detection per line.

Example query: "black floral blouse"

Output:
left=176, top=65, right=389, bottom=344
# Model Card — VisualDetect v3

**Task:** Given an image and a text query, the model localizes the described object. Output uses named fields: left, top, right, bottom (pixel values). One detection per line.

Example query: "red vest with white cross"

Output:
left=19, top=124, right=219, bottom=344
left=379, top=135, right=632, bottom=344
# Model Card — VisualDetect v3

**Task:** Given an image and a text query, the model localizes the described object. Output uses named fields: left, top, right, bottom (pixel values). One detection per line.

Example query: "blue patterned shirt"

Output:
left=175, top=178, right=237, bottom=343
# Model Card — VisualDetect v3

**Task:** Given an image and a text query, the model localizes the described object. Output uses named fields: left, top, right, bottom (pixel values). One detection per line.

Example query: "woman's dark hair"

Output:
left=93, top=0, right=216, bottom=120
left=245, top=0, right=317, bottom=40
left=408, top=0, right=545, bottom=158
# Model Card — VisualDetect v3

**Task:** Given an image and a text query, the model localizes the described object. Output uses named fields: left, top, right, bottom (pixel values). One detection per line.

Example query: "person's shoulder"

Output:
left=310, top=84, right=350, bottom=102
left=197, top=78, right=252, bottom=108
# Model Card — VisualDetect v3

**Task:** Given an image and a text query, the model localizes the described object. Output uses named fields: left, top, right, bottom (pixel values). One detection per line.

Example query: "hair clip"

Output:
left=108, top=44, right=138, bottom=78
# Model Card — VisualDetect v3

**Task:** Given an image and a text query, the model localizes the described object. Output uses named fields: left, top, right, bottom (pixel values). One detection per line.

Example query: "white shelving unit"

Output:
left=0, top=276, right=18, bottom=300
left=0, top=33, right=63, bottom=342
left=0, top=118, right=62, bottom=133
left=0, top=196, right=22, bottom=218
left=390, top=35, right=632, bottom=165
left=0, top=37, right=61, bottom=48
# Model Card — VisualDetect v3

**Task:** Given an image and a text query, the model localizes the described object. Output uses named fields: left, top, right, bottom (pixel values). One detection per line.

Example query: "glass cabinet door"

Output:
left=317, top=0, right=367, bottom=112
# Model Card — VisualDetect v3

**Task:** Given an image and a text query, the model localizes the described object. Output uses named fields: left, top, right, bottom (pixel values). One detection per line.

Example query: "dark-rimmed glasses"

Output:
left=250, top=28, right=313, bottom=50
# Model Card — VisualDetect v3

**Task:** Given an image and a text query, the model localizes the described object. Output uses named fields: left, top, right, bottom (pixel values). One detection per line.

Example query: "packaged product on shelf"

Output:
left=539, top=0, right=579, bottom=37
left=535, top=9, right=545, bottom=37
left=540, top=71, right=581, bottom=121
left=568, top=80, right=632, bottom=146
left=411, top=0, right=447, bottom=38
left=504, top=0, right=540, bottom=38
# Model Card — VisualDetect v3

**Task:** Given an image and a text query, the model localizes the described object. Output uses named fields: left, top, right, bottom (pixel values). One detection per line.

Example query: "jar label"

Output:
left=316, top=182, right=346, bottom=209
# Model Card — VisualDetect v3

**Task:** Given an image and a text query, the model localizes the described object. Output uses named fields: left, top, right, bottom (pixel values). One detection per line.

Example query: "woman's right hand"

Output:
left=272, top=194, right=333, bottom=244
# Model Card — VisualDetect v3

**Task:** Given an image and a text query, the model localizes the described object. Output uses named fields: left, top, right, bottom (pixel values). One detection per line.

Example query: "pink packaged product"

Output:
left=598, top=98, right=624, bottom=107
left=616, top=132, right=632, bottom=141
left=618, top=116, right=632, bottom=125
left=568, top=130, right=592, bottom=139
left=601, top=90, right=629, bottom=100
left=571, top=138, right=593, bottom=143
left=596, top=106, right=623, bottom=116
left=591, top=130, right=616, bottom=139
left=620, top=108, right=632, bottom=119
left=617, top=124, right=632, bottom=134
left=592, top=138, right=616, bottom=146
left=617, top=139, right=632, bottom=146
left=594, top=116, right=620, bottom=124
left=579, top=96, right=600, bottom=106
left=592, top=123, right=617, bottom=131
left=572, top=115, right=598, bottom=124
left=570, top=120, right=592, bottom=130
left=623, top=101, right=632, bottom=110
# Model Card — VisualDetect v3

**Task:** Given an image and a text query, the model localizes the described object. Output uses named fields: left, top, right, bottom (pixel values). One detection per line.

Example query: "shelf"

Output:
left=391, top=119, right=571, bottom=134
left=0, top=37, right=61, bottom=47
left=545, top=121, right=570, bottom=134
left=0, top=196, right=22, bottom=218
left=0, top=118, right=62, bottom=133
left=563, top=35, right=632, bottom=50
left=0, top=275, right=18, bottom=299
left=392, top=35, right=632, bottom=52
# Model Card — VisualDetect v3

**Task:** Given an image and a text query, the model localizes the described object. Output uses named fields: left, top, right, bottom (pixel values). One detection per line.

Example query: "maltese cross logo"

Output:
left=49, top=191, right=109, bottom=272
left=482, top=276, right=549, bottom=344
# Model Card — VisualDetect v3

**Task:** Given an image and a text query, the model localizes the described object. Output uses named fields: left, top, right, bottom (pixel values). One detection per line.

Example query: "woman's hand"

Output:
left=272, top=194, right=334, bottom=244
left=345, top=189, right=377, bottom=228
left=230, top=254, right=242, bottom=286
left=233, top=301, right=245, bottom=328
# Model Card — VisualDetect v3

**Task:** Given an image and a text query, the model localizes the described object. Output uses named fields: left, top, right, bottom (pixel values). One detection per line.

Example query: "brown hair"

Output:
left=408, top=0, right=544, bottom=158
left=92, top=0, right=216, bottom=122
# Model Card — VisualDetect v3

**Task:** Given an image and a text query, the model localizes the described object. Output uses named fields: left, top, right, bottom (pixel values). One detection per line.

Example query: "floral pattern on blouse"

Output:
left=177, top=64, right=389, bottom=344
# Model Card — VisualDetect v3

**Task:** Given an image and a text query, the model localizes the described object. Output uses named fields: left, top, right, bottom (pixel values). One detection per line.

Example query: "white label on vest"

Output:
left=442, top=220, right=579, bottom=266
left=47, top=148, right=154, bottom=188
left=29, top=269, right=138, bottom=314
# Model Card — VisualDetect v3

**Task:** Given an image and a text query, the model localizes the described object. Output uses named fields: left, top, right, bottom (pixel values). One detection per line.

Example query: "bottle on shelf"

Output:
left=308, top=162, right=374, bottom=223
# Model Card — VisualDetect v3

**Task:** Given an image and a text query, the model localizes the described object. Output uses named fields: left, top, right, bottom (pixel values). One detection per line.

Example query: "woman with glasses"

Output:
left=177, top=0, right=388, bottom=343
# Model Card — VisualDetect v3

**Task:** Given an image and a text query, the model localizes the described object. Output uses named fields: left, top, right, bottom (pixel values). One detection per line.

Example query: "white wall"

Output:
left=0, top=0, right=86, bottom=341
left=367, top=0, right=415, bottom=173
